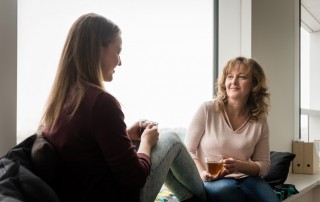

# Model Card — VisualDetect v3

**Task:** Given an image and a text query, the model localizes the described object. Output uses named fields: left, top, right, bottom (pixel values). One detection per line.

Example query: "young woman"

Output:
left=185, top=56, right=280, bottom=202
left=40, top=13, right=205, bottom=202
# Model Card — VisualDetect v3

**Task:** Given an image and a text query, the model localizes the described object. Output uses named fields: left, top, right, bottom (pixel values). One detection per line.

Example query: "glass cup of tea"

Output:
left=139, top=119, right=158, bottom=135
left=205, top=154, right=223, bottom=176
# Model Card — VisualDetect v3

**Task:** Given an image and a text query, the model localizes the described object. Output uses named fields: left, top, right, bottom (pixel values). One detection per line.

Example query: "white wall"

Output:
left=218, top=0, right=252, bottom=69
left=0, top=0, right=17, bottom=156
left=240, top=0, right=252, bottom=58
left=219, top=0, right=300, bottom=152
left=218, top=0, right=242, bottom=70
left=251, top=0, right=300, bottom=151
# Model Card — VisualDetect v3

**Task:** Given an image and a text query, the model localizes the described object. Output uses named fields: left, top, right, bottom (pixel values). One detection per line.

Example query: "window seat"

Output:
left=284, top=173, right=320, bottom=202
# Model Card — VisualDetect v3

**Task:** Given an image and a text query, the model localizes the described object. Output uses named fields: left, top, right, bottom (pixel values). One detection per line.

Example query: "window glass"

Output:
left=300, top=27, right=310, bottom=109
left=17, top=0, right=214, bottom=142
left=300, top=27, right=310, bottom=141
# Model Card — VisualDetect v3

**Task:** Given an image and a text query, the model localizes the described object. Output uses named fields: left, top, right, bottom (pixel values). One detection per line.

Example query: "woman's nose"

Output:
left=232, top=77, right=238, bottom=84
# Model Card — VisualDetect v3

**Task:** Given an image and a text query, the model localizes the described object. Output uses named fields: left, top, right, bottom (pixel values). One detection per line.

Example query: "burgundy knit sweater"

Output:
left=43, top=86, right=151, bottom=202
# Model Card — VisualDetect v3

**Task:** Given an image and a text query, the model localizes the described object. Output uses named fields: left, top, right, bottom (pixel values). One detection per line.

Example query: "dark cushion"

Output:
left=0, top=158, right=60, bottom=202
left=0, top=159, right=24, bottom=202
left=263, top=151, right=296, bottom=187
left=31, top=135, right=59, bottom=190
left=19, top=162, right=61, bottom=202
left=4, top=134, right=37, bottom=171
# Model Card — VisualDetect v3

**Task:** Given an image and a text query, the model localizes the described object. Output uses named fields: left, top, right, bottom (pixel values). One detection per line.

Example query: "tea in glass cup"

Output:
left=205, top=155, right=223, bottom=175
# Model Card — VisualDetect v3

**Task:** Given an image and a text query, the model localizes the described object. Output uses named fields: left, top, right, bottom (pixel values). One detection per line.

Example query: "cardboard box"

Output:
left=303, top=142, right=320, bottom=174
left=292, top=141, right=304, bottom=173
left=292, top=141, right=320, bottom=174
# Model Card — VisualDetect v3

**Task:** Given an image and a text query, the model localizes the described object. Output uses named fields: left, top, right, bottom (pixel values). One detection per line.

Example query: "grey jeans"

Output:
left=139, top=132, right=206, bottom=202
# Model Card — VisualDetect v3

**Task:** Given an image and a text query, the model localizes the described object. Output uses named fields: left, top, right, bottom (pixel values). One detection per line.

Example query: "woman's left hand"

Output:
left=223, top=157, right=261, bottom=176
left=223, top=157, right=241, bottom=174
left=127, top=121, right=141, bottom=141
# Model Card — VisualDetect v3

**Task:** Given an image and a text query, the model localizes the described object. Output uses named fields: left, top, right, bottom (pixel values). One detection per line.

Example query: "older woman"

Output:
left=185, top=56, right=279, bottom=202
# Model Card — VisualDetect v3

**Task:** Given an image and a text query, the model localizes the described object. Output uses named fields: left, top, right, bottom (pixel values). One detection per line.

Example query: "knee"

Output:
left=160, top=132, right=182, bottom=144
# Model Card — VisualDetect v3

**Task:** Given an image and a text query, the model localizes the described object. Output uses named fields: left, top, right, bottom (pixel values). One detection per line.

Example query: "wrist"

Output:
left=137, top=141, right=152, bottom=157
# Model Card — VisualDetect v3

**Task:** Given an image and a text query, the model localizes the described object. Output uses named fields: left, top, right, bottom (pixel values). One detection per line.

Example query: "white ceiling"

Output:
left=301, top=0, right=320, bottom=32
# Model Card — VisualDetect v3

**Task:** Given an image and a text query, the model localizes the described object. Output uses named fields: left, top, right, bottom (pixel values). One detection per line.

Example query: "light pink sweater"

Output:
left=185, top=100, right=270, bottom=178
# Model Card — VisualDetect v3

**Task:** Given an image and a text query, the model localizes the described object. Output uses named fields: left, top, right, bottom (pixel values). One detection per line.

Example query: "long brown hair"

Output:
left=40, top=13, right=121, bottom=132
left=214, top=56, right=270, bottom=120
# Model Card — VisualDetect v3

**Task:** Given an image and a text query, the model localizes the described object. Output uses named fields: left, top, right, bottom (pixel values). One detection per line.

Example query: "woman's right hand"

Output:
left=137, top=124, right=159, bottom=157
left=201, top=168, right=228, bottom=181
left=140, top=124, right=159, bottom=148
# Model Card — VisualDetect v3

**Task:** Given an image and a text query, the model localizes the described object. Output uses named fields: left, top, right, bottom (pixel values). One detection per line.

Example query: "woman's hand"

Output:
left=137, top=124, right=159, bottom=157
left=223, top=157, right=241, bottom=174
left=126, top=121, right=141, bottom=141
left=140, top=124, right=159, bottom=147
left=222, top=157, right=260, bottom=176
left=201, top=168, right=228, bottom=181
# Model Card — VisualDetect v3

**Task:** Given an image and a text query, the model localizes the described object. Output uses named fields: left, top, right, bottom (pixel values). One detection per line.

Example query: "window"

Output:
left=300, top=27, right=310, bottom=141
left=300, top=26, right=320, bottom=142
left=17, top=0, right=214, bottom=142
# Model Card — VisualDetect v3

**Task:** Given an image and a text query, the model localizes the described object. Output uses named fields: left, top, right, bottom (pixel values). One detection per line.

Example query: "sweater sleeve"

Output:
left=251, top=119, right=271, bottom=177
left=91, top=92, right=151, bottom=189
left=185, top=102, right=207, bottom=159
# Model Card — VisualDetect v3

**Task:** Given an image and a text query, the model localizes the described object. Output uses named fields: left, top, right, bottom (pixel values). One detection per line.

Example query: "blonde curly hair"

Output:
left=214, top=56, right=270, bottom=120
